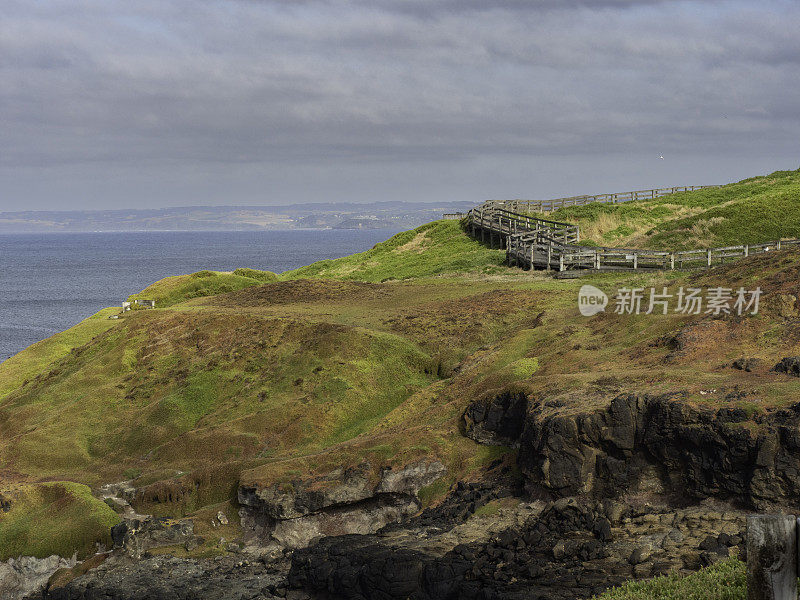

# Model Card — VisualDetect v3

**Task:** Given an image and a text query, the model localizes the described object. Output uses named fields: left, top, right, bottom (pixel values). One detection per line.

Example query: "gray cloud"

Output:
left=0, top=0, right=798, bottom=209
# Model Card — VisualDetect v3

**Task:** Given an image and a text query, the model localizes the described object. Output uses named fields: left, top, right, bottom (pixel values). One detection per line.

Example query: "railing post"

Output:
left=558, top=253, right=564, bottom=272
left=747, top=514, right=797, bottom=600
left=777, top=240, right=782, bottom=250
left=745, top=245, right=749, bottom=258
left=707, top=249, right=712, bottom=267
left=546, top=245, right=552, bottom=271
left=633, top=254, right=638, bottom=269
left=670, top=253, right=675, bottom=270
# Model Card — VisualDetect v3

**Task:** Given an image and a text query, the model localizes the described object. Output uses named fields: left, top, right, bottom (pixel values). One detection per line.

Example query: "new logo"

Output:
left=578, top=285, right=608, bottom=316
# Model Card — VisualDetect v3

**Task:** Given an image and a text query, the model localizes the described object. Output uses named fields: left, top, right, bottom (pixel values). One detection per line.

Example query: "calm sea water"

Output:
left=0, top=229, right=401, bottom=362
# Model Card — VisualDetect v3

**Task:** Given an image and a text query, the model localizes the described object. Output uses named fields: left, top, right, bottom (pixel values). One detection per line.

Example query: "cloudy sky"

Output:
left=1, top=0, right=798, bottom=210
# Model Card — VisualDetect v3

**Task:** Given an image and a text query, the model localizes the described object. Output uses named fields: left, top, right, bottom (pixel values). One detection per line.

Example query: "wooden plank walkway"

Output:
left=489, top=185, right=719, bottom=214
left=464, top=187, right=800, bottom=272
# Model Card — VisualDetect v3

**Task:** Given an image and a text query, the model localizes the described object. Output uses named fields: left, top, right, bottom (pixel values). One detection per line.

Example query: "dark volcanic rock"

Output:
left=40, top=555, right=290, bottom=600
left=288, top=498, right=745, bottom=600
left=731, top=357, right=761, bottom=372
left=772, top=357, right=800, bottom=377
left=462, top=391, right=528, bottom=446
left=110, top=517, right=196, bottom=559
left=514, top=393, right=800, bottom=509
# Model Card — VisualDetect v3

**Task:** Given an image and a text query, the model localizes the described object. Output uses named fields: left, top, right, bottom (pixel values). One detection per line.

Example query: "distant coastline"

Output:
left=0, top=200, right=473, bottom=234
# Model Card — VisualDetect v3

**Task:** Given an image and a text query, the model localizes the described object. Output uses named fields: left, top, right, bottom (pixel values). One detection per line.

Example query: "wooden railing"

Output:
left=465, top=203, right=579, bottom=250
left=490, top=185, right=718, bottom=214
left=465, top=184, right=799, bottom=273
left=507, top=237, right=800, bottom=272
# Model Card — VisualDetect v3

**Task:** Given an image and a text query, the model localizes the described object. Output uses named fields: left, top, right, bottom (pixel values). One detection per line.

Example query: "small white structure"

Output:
left=121, top=299, right=156, bottom=311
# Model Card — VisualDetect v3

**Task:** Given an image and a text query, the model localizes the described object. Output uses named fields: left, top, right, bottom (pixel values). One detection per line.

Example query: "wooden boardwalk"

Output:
left=465, top=187, right=800, bottom=272
left=489, top=185, right=718, bottom=214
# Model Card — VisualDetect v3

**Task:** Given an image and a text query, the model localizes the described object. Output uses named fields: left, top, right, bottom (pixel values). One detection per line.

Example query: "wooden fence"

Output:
left=465, top=185, right=799, bottom=273
left=489, top=185, right=719, bottom=214
left=507, top=236, right=800, bottom=272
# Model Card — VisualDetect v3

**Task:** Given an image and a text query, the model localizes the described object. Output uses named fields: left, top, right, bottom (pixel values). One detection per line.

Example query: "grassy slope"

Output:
left=0, top=308, right=119, bottom=400
left=5, top=249, right=800, bottom=555
left=0, top=481, right=119, bottom=560
left=543, top=168, right=800, bottom=250
left=128, top=269, right=276, bottom=308
left=282, top=220, right=506, bottom=281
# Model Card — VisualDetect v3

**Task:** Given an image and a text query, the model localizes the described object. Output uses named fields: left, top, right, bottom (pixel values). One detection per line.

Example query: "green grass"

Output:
left=0, top=482, right=120, bottom=560
left=232, top=268, right=278, bottom=282
left=593, top=560, right=746, bottom=599
left=542, top=168, right=800, bottom=250
left=0, top=307, right=120, bottom=400
left=0, top=307, right=439, bottom=496
left=128, top=270, right=267, bottom=307
left=282, top=220, right=505, bottom=281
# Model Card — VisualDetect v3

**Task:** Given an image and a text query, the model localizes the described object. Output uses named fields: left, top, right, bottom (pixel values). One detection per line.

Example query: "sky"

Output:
left=1, top=0, right=798, bottom=211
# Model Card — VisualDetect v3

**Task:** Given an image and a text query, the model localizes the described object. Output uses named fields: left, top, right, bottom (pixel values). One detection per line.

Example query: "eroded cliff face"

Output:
left=465, top=391, right=800, bottom=510
left=237, top=460, right=447, bottom=553
left=288, top=495, right=746, bottom=600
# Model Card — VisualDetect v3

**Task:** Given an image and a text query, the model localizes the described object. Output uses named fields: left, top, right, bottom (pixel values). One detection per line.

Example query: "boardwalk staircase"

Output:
left=465, top=186, right=800, bottom=273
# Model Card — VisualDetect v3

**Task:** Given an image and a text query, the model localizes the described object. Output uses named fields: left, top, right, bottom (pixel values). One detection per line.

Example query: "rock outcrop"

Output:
left=288, top=497, right=745, bottom=600
left=238, top=460, right=446, bottom=553
left=462, top=391, right=528, bottom=446
left=39, top=391, right=800, bottom=599
left=772, top=357, right=800, bottom=377
left=463, top=392, right=800, bottom=510
left=110, top=517, right=197, bottom=559
left=0, top=555, right=77, bottom=600
left=40, top=554, right=291, bottom=600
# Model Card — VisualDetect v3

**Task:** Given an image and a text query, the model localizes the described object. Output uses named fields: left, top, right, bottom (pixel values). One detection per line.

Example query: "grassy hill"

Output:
left=127, top=268, right=277, bottom=308
left=2, top=167, right=800, bottom=584
left=0, top=482, right=118, bottom=560
left=542, top=168, right=800, bottom=250
left=282, top=219, right=506, bottom=281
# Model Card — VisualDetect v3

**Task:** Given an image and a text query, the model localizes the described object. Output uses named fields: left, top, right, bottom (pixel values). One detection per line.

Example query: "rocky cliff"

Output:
left=40, top=390, right=785, bottom=600
left=466, top=391, right=800, bottom=510
left=238, top=460, right=447, bottom=554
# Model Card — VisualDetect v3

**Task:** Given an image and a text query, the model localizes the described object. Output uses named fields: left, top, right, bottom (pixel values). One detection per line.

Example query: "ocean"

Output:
left=0, top=229, right=401, bottom=362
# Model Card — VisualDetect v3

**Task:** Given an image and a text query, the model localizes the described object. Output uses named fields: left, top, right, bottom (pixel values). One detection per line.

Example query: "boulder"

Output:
left=111, top=517, right=195, bottom=559
left=772, top=357, right=800, bottom=377
left=731, top=357, right=761, bottom=372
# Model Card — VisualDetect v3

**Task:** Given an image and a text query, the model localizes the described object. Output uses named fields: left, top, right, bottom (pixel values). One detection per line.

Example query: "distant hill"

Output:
left=0, top=200, right=474, bottom=233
